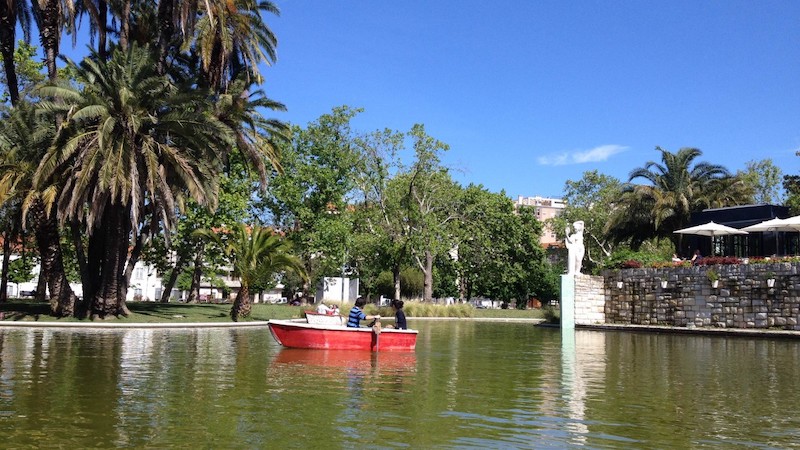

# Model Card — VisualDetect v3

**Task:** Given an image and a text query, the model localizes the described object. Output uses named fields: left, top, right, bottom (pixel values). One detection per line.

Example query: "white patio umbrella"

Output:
left=777, top=215, right=800, bottom=231
left=673, top=221, right=748, bottom=256
left=674, top=221, right=749, bottom=237
left=741, top=217, right=799, bottom=233
left=742, top=217, right=800, bottom=255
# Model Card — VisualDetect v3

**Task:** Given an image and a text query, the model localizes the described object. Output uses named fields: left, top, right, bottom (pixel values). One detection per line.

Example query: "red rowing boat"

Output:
left=267, top=319, right=417, bottom=351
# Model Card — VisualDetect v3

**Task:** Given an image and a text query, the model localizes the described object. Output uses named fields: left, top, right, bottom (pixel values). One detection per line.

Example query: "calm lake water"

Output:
left=1, top=321, right=799, bottom=449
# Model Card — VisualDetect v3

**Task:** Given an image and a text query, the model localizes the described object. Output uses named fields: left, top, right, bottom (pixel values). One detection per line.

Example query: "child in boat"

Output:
left=347, top=297, right=380, bottom=327
left=386, top=299, right=407, bottom=330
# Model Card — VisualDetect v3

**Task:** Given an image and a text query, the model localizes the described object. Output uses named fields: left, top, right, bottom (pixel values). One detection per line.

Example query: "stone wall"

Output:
left=574, top=274, right=606, bottom=325
left=600, top=263, right=800, bottom=330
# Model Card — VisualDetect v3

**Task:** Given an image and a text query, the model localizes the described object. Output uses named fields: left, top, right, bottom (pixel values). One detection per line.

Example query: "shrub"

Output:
left=621, top=259, right=642, bottom=268
left=542, top=305, right=560, bottom=324
left=696, top=256, right=741, bottom=266
left=369, top=302, right=474, bottom=318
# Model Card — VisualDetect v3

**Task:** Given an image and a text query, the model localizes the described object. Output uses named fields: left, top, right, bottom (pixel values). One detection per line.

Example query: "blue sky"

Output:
left=264, top=0, right=800, bottom=199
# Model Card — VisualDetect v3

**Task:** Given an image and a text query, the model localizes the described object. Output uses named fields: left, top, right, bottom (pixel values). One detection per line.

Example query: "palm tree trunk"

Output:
left=29, top=200, right=78, bottom=316
left=88, top=203, right=128, bottom=318
left=0, top=230, right=10, bottom=302
left=159, top=253, right=184, bottom=303
left=156, top=0, right=175, bottom=73
left=186, top=247, right=204, bottom=303
left=98, top=0, right=107, bottom=59
left=39, top=0, right=61, bottom=81
left=0, top=9, right=19, bottom=106
left=118, top=0, right=131, bottom=49
left=231, top=284, right=251, bottom=321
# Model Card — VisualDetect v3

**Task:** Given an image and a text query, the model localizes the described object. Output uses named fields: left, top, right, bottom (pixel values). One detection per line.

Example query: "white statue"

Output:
left=565, top=220, right=585, bottom=275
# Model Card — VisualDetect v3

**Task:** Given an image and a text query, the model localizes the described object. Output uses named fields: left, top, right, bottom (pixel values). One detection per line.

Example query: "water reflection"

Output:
left=1, top=324, right=800, bottom=448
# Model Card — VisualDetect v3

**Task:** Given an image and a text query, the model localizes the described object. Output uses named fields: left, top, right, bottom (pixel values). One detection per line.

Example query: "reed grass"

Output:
left=0, top=299, right=543, bottom=322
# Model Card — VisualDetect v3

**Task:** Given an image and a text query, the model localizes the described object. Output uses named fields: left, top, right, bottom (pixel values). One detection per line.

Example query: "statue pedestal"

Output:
left=560, top=274, right=576, bottom=330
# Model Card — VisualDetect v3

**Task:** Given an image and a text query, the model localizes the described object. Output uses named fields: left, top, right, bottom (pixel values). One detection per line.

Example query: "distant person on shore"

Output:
left=691, top=249, right=702, bottom=265
left=672, top=253, right=683, bottom=263
left=347, top=297, right=381, bottom=327
left=386, top=299, right=407, bottom=330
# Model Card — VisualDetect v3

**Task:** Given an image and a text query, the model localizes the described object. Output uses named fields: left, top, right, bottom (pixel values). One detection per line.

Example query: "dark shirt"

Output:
left=347, top=306, right=366, bottom=327
left=394, top=309, right=407, bottom=330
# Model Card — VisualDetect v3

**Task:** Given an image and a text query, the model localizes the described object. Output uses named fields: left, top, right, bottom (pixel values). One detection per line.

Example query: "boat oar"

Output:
left=372, top=319, right=381, bottom=352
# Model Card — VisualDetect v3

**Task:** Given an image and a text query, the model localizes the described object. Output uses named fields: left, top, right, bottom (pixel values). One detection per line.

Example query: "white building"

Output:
left=4, top=256, right=283, bottom=303
left=316, top=277, right=359, bottom=303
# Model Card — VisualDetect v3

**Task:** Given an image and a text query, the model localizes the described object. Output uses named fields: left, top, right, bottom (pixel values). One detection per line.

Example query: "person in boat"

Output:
left=317, top=302, right=333, bottom=315
left=347, top=297, right=380, bottom=327
left=385, top=299, right=407, bottom=330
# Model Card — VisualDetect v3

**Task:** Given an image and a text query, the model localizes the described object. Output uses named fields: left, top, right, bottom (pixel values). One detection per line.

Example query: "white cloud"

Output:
left=537, top=144, right=629, bottom=166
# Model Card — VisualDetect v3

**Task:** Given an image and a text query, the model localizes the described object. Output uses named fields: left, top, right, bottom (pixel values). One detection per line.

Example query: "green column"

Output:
left=560, top=274, right=575, bottom=330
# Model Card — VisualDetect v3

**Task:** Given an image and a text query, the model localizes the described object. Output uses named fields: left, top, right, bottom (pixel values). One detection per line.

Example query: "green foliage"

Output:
left=542, top=304, right=560, bottom=324
left=607, top=147, right=747, bottom=253
left=7, top=256, right=36, bottom=284
left=783, top=173, right=800, bottom=215
left=551, top=170, right=623, bottom=270
left=738, top=159, right=784, bottom=205
left=706, top=269, right=719, bottom=282
left=261, top=106, right=362, bottom=291
left=374, top=271, right=395, bottom=299
left=400, top=267, right=423, bottom=298
left=0, top=41, right=45, bottom=104
left=603, top=248, right=669, bottom=270
left=371, top=268, right=424, bottom=299
left=368, top=301, right=474, bottom=318
left=455, top=185, right=550, bottom=306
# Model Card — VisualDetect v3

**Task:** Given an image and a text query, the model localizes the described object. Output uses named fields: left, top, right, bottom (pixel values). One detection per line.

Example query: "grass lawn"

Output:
left=0, top=299, right=544, bottom=323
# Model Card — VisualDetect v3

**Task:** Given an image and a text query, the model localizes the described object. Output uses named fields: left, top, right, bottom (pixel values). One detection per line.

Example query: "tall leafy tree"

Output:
left=34, top=45, right=233, bottom=317
left=738, top=159, right=784, bottom=205
left=455, top=185, right=549, bottom=306
left=261, top=106, right=361, bottom=299
left=351, top=126, right=407, bottom=299
left=402, top=124, right=457, bottom=302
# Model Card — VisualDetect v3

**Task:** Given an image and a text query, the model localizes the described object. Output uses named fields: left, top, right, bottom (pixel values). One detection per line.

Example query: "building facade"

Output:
left=513, top=195, right=566, bottom=246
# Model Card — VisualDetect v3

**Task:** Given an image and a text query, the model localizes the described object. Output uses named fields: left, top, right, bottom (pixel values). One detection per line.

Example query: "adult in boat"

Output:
left=386, top=299, right=407, bottom=330
left=317, top=302, right=333, bottom=315
left=347, top=297, right=381, bottom=327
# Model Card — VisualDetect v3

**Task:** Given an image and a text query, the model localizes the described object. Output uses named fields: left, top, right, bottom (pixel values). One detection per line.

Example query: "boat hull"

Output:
left=267, top=320, right=417, bottom=351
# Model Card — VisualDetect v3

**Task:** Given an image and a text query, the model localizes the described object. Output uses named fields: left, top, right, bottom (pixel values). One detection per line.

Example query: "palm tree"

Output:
left=214, top=77, right=288, bottom=186
left=33, top=45, right=234, bottom=318
left=196, top=224, right=305, bottom=321
left=186, top=0, right=279, bottom=91
left=0, top=101, right=80, bottom=313
left=29, top=0, right=75, bottom=80
left=607, top=147, right=748, bottom=250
